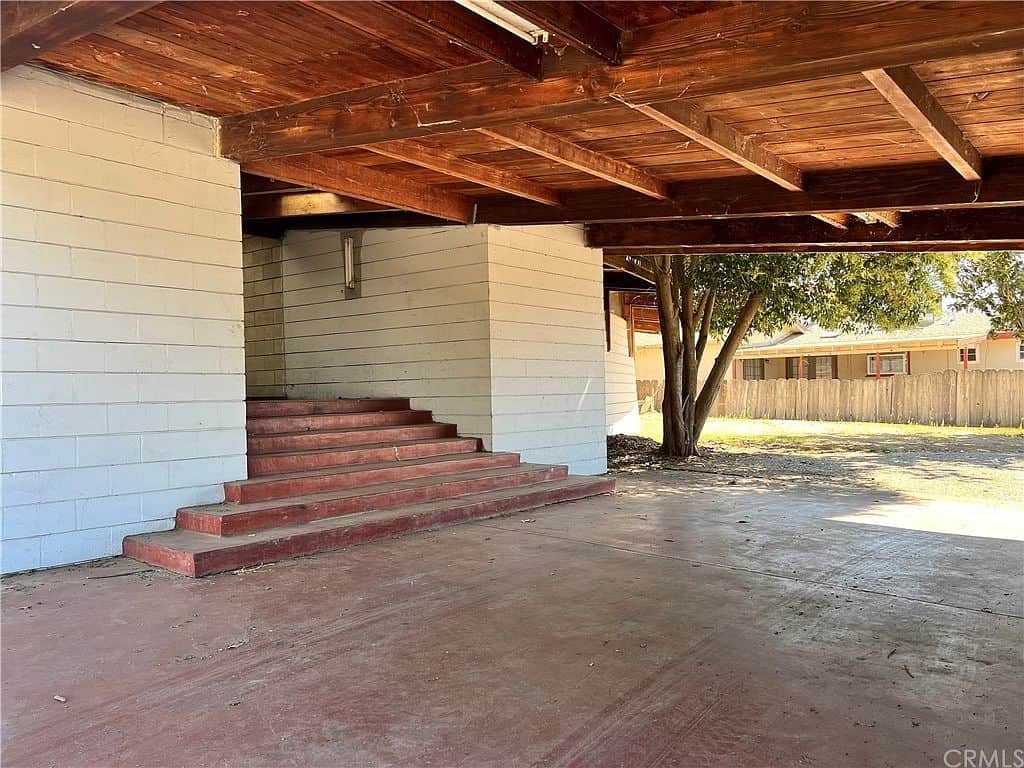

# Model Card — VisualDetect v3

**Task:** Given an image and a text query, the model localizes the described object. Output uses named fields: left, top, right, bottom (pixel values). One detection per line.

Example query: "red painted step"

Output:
left=248, top=423, right=457, bottom=455
left=226, top=452, right=521, bottom=503
left=246, top=398, right=410, bottom=418
left=247, top=436, right=480, bottom=476
left=124, top=476, right=616, bottom=577
left=247, top=409, right=432, bottom=435
left=178, top=464, right=569, bottom=535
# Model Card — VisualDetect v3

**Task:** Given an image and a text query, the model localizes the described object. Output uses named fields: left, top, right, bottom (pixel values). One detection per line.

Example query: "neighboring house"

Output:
left=732, top=312, right=1023, bottom=380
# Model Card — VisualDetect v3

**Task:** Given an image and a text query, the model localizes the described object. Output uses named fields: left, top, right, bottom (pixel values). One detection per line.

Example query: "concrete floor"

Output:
left=3, top=471, right=1022, bottom=768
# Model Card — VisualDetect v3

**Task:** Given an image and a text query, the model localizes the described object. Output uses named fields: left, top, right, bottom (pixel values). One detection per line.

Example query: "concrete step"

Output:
left=226, top=452, right=521, bottom=503
left=178, top=464, right=569, bottom=536
left=246, top=398, right=410, bottom=418
left=124, top=476, right=616, bottom=577
left=246, top=409, right=432, bottom=435
left=248, top=422, right=458, bottom=455
left=247, top=436, right=481, bottom=476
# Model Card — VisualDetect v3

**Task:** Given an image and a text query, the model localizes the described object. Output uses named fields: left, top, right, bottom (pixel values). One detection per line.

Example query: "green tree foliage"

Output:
left=650, top=253, right=954, bottom=457
left=952, top=251, right=1024, bottom=339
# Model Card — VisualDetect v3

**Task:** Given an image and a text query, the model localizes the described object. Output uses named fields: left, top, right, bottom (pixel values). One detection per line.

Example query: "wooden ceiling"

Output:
left=3, top=0, right=1023, bottom=253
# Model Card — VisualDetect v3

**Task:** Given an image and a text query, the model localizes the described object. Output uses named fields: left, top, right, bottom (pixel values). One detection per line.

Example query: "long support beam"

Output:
left=218, top=2, right=1024, bottom=161
left=862, top=66, right=983, bottom=181
left=1, top=1, right=159, bottom=71
left=243, top=156, right=475, bottom=223
left=243, top=192, right=391, bottom=220
left=496, top=1, right=622, bottom=64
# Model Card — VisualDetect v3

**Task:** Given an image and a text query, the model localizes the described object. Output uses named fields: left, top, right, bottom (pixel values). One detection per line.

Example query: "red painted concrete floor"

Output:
left=3, top=472, right=1022, bottom=768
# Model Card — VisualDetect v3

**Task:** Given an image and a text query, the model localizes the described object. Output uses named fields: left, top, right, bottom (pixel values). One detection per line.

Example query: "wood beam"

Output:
left=243, top=156, right=475, bottom=223
left=363, top=140, right=561, bottom=206
left=218, top=2, right=1024, bottom=160
left=603, top=253, right=656, bottom=284
left=863, top=66, right=983, bottom=181
left=496, top=1, right=622, bottom=64
left=243, top=192, right=390, bottom=220
left=632, top=101, right=804, bottom=191
left=813, top=214, right=851, bottom=229
left=474, top=157, right=1024, bottom=225
left=586, top=209, right=1024, bottom=252
left=1, top=1, right=159, bottom=71
left=854, top=211, right=902, bottom=228
left=382, top=1, right=543, bottom=80
left=479, top=123, right=670, bottom=200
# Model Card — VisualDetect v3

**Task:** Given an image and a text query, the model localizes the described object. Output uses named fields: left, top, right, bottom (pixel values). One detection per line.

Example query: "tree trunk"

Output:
left=651, top=255, right=686, bottom=455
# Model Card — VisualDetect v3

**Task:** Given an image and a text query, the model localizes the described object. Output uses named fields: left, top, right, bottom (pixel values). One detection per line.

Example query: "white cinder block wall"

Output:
left=1, top=67, right=245, bottom=573
left=243, top=235, right=286, bottom=398
left=605, top=293, right=641, bottom=435
left=487, top=225, right=607, bottom=474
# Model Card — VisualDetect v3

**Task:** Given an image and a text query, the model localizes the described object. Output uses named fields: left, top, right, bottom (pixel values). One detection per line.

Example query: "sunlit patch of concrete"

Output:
left=830, top=499, right=1024, bottom=541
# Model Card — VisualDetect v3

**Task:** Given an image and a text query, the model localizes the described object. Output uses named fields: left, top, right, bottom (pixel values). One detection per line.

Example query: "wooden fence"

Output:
left=706, top=369, right=1024, bottom=427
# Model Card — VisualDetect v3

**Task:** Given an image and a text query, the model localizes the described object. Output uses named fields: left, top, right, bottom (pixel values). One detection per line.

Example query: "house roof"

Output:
left=735, top=312, right=993, bottom=358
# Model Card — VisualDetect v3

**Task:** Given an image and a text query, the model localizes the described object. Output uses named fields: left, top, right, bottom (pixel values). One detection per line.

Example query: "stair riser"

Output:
left=248, top=424, right=457, bottom=454
left=247, top=410, right=432, bottom=435
left=247, top=438, right=481, bottom=476
left=128, top=479, right=616, bottom=577
left=226, top=453, right=521, bottom=503
left=179, top=466, right=570, bottom=536
left=246, top=399, right=410, bottom=418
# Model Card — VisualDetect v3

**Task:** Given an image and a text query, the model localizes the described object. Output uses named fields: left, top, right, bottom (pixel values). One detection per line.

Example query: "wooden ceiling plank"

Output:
left=586, top=208, right=1024, bottom=249
left=632, top=101, right=805, bottom=190
left=496, top=1, right=622, bottom=64
left=473, top=157, right=1024, bottom=225
left=363, top=140, right=561, bottom=206
left=243, top=192, right=391, bottom=220
left=243, top=157, right=475, bottom=223
left=218, top=1, right=1024, bottom=160
left=812, top=213, right=851, bottom=229
left=382, top=1, right=542, bottom=80
left=854, top=211, right=902, bottom=228
left=1, top=0, right=159, bottom=71
left=479, top=123, right=670, bottom=199
left=862, top=66, right=984, bottom=181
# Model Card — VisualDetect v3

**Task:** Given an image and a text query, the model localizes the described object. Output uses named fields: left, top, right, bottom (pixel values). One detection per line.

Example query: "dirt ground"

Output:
left=609, top=416, right=1024, bottom=510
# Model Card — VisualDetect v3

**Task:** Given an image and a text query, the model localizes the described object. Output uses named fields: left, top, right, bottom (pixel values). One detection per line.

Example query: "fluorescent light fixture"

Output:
left=453, top=0, right=548, bottom=44
left=343, top=236, right=356, bottom=290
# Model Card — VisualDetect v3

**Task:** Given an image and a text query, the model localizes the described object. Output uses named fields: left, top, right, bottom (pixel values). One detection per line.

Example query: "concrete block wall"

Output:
left=1, top=66, right=245, bottom=573
left=605, top=293, right=641, bottom=436
left=243, top=235, right=286, bottom=398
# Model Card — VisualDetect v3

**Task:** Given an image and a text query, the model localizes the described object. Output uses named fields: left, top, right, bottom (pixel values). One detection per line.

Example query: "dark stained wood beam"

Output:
left=1, top=1, right=159, bottom=71
left=604, top=242, right=1024, bottom=254
left=813, top=214, right=851, bottom=230
left=586, top=208, right=1024, bottom=252
left=632, top=101, right=804, bottom=190
left=603, top=253, right=655, bottom=283
left=496, top=1, right=622, bottom=64
left=479, top=123, right=670, bottom=199
left=862, top=66, right=983, bottom=181
left=243, top=156, right=475, bottom=223
left=363, top=139, right=561, bottom=206
left=218, top=2, right=1024, bottom=160
left=854, top=211, right=902, bottom=228
left=382, top=1, right=543, bottom=80
left=474, top=157, right=1024, bottom=225
left=243, top=192, right=391, bottom=220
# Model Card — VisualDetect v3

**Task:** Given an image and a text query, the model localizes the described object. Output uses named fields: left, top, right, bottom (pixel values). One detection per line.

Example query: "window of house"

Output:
left=1019, top=341, right=1024, bottom=361
left=961, top=347, right=978, bottom=364
left=742, top=358, right=765, bottom=380
left=786, top=355, right=834, bottom=379
left=867, top=352, right=908, bottom=376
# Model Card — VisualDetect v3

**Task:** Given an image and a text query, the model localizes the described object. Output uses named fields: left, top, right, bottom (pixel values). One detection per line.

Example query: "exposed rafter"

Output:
left=474, top=158, right=1024, bottom=225
left=243, top=156, right=475, bottom=223
left=382, top=1, right=543, bottom=80
left=1, top=1, right=159, bottom=71
left=813, top=214, right=851, bottom=230
left=586, top=208, right=1024, bottom=253
left=363, top=139, right=561, bottom=206
left=479, top=123, right=670, bottom=200
left=854, top=211, right=902, bottom=228
left=863, top=66, right=983, bottom=181
left=218, top=2, right=1024, bottom=160
left=497, top=1, right=622, bottom=64
left=243, top=192, right=391, bottom=220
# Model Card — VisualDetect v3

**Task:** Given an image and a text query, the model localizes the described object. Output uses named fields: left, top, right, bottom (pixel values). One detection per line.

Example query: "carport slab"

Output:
left=3, top=472, right=1021, bottom=767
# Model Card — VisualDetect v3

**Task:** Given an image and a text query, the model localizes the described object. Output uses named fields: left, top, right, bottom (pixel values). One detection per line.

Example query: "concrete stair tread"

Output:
left=254, top=436, right=476, bottom=462
left=182, top=463, right=566, bottom=518
left=230, top=451, right=517, bottom=487
left=246, top=409, right=432, bottom=434
left=249, top=422, right=456, bottom=452
left=246, top=398, right=409, bottom=417
left=129, top=476, right=614, bottom=556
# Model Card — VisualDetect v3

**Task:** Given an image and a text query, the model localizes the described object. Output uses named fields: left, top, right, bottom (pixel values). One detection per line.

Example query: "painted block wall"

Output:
left=605, top=293, right=641, bottom=436
left=243, top=235, right=286, bottom=398
left=1, top=67, right=245, bottom=573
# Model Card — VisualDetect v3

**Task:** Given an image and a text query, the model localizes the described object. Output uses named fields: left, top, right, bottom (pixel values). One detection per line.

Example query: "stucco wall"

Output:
left=1, top=67, right=245, bottom=573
